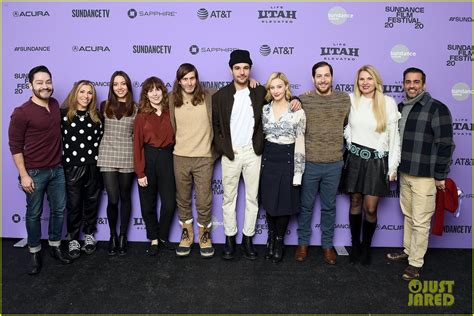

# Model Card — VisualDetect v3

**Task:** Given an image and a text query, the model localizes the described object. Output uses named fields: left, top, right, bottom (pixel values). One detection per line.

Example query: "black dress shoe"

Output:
left=222, top=235, right=236, bottom=260
left=159, top=239, right=176, bottom=251
left=108, top=234, right=118, bottom=256
left=146, top=244, right=159, bottom=256
left=242, top=234, right=258, bottom=260
left=27, top=252, right=42, bottom=275
left=49, top=246, right=72, bottom=264
left=118, top=234, right=128, bottom=256
left=272, top=236, right=284, bottom=264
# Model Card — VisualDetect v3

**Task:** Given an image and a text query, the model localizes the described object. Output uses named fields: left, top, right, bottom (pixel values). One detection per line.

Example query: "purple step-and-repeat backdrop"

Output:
left=2, top=2, right=472, bottom=248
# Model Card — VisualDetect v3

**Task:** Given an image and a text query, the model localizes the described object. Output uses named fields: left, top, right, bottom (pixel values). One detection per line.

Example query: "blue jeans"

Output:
left=297, top=160, right=343, bottom=248
left=22, top=166, right=66, bottom=252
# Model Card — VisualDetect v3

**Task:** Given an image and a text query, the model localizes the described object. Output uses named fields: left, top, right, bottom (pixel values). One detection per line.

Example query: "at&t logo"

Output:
left=259, top=44, right=294, bottom=56
left=197, top=8, right=232, bottom=20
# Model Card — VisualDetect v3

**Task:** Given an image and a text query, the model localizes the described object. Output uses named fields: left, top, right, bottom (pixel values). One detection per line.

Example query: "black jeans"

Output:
left=65, top=165, right=102, bottom=240
left=138, top=145, right=176, bottom=241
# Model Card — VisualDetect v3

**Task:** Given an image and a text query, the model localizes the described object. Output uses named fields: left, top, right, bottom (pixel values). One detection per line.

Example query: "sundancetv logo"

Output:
left=408, top=280, right=454, bottom=306
left=132, top=44, right=172, bottom=54
left=71, top=9, right=110, bottom=18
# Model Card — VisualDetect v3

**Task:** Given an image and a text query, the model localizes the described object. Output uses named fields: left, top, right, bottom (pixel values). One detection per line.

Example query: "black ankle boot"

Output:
left=222, top=235, right=236, bottom=260
left=28, top=251, right=42, bottom=275
left=118, top=234, right=128, bottom=256
left=349, top=213, right=362, bottom=264
left=242, top=234, right=257, bottom=260
left=272, top=236, right=284, bottom=263
left=50, top=245, right=73, bottom=264
left=108, top=233, right=118, bottom=256
left=264, top=230, right=275, bottom=260
left=361, top=220, right=377, bottom=266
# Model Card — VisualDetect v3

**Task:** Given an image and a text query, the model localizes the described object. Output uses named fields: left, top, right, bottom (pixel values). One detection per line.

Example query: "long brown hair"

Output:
left=104, top=70, right=135, bottom=119
left=171, top=63, right=205, bottom=108
left=63, top=80, right=101, bottom=124
left=138, top=77, right=169, bottom=114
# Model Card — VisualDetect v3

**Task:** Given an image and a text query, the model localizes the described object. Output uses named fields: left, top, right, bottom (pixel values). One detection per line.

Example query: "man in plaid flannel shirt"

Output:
left=387, top=67, right=455, bottom=281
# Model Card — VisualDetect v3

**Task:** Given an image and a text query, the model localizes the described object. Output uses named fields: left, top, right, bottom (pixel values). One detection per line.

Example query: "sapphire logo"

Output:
left=188, top=45, right=237, bottom=55
left=258, top=6, right=297, bottom=23
left=189, top=45, right=199, bottom=55
left=128, top=9, right=137, bottom=19
left=128, top=8, right=176, bottom=18
left=197, top=8, right=208, bottom=19
left=320, top=43, right=359, bottom=61
left=12, top=214, right=21, bottom=223
left=13, top=11, right=50, bottom=17
left=259, top=44, right=294, bottom=56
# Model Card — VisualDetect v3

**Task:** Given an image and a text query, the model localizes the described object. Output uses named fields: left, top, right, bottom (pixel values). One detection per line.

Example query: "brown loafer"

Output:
left=402, top=265, right=422, bottom=281
left=322, top=247, right=337, bottom=265
left=295, top=245, right=308, bottom=262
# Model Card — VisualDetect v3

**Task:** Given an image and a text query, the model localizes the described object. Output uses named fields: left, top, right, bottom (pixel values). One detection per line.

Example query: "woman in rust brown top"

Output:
left=133, top=76, right=176, bottom=256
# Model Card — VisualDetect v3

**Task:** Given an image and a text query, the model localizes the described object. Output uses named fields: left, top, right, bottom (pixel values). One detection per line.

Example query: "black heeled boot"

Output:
left=242, top=234, right=258, bottom=260
left=349, top=213, right=362, bottom=264
left=118, top=234, right=128, bottom=256
left=108, top=233, right=118, bottom=256
left=272, top=236, right=284, bottom=263
left=360, top=220, right=377, bottom=266
left=264, top=230, right=275, bottom=260
left=28, top=251, right=42, bottom=275
left=222, top=235, right=236, bottom=260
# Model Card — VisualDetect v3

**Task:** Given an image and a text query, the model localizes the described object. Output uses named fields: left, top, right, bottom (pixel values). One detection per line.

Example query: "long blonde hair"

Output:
left=353, top=65, right=387, bottom=133
left=63, top=80, right=101, bottom=124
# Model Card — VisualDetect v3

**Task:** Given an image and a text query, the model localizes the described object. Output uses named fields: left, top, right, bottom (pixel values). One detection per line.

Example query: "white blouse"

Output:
left=344, top=94, right=401, bottom=177
left=262, top=102, right=306, bottom=185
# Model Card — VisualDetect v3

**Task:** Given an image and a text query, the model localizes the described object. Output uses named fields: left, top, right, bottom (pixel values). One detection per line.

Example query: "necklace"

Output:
left=75, top=110, right=89, bottom=121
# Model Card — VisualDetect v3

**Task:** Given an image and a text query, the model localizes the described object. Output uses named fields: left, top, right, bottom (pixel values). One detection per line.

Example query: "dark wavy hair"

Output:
left=171, top=63, right=205, bottom=108
left=138, top=77, right=169, bottom=114
left=104, top=70, right=135, bottom=119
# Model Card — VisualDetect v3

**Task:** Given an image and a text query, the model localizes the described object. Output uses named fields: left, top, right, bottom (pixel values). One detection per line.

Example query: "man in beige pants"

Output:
left=387, top=67, right=455, bottom=280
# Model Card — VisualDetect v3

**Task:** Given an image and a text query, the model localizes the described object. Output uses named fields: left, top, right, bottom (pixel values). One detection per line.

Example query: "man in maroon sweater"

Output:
left=8, top=65, right=72, bottom=275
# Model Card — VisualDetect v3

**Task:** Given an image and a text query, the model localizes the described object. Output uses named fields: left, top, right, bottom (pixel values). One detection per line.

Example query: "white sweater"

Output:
left=344, top=94, right=401, bottom=177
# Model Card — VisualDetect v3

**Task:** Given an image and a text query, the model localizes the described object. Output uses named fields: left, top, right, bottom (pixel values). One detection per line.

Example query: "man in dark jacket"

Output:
left=387, top=67, right=455, bottom=280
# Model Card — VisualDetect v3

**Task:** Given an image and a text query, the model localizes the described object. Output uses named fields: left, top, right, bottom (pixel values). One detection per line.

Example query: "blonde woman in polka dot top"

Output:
left=60, top=80, right=104, bottom=259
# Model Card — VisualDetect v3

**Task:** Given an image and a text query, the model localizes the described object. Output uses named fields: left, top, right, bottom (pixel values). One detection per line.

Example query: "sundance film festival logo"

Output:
left=196, top=8, right=232, bottom=20
left=71, top=9, right=110, bottom=18
left=320, top=43, right=359, bottom=61
left=132, top=44, right=172, bottom=54
left=451, top=82, right=472, bottom=101
left=328, top=6, right=354, bottom=25
left=189, top=45, right=237, bottom=55
left=390, top=44, right=416, bottom=63
left=258, top=6, right=297, bottom=24
left=259, top=44, right=294, bottom=56
left=452, top=118, right=472, bottom=136
left=12, top=10, right=50, bottom=17
left=446, top=44, right=472, bottom=66
left=127, top=8, right=176, bottom=19
left=72, top=45, right=110, bottom=53
left=13, top=73, right=29, bottom=95
left=384, top=6, right=425, bottom=29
